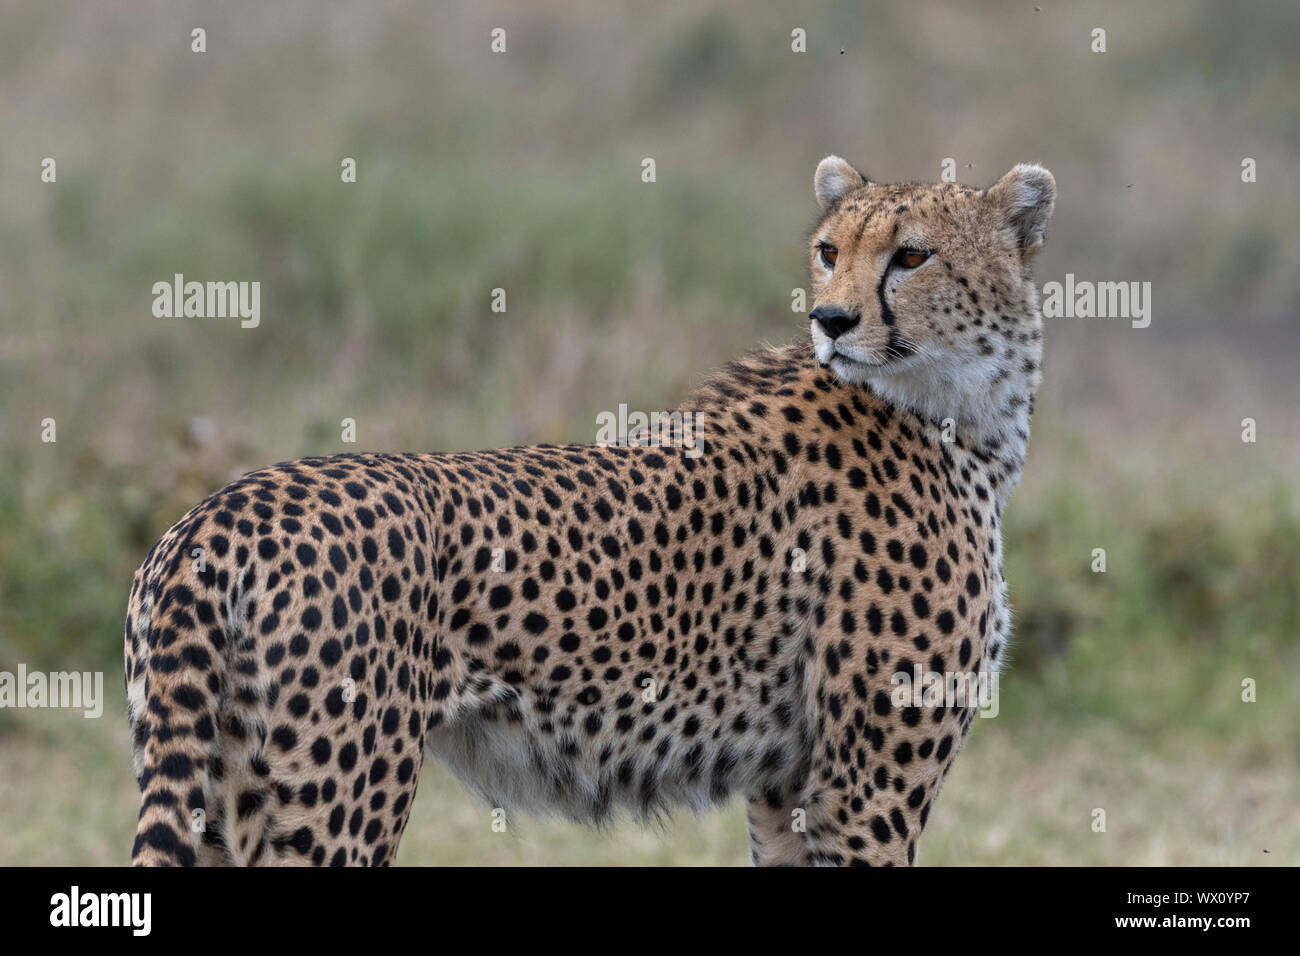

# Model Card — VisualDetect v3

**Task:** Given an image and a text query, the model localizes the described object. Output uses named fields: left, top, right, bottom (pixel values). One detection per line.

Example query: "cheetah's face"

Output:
left=806, top=156, right=1055, bottom=425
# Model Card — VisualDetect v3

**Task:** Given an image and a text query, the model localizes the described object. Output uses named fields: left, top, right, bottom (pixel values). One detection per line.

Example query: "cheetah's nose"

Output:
left=810, top=307, right=861, bottom=340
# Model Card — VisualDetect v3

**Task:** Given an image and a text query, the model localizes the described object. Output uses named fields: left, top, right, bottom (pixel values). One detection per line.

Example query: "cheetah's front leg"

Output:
left=798, top=666, right=978, bottom=866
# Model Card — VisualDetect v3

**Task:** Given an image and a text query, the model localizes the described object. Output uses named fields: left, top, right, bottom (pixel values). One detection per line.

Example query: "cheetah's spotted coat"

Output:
left=125, top=157, right=1055, bottom=866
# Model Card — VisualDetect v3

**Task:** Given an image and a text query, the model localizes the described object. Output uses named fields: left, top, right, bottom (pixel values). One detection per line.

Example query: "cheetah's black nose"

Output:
left=810, top=307, right=860, bottom=340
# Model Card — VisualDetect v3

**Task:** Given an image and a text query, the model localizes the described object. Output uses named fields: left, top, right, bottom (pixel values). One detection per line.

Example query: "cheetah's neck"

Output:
left=685, top=339, right=1038, bottom=512
left=863, top=363, right=1037, bottom=511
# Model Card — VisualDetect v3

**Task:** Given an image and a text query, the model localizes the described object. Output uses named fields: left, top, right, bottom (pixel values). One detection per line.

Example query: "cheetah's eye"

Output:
left=817, top=242, right=838, bottom=268
left=892, top=247, right=931, bottom=270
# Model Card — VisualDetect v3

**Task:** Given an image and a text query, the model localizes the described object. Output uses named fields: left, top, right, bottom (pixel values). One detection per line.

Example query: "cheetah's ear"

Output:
left=986, top=164, right=1056, bottom=257
left=814, top=155, right=870, bottom=211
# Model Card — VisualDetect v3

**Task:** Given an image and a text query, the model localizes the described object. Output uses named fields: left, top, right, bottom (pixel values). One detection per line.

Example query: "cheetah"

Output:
left=125, top=156, right=1055, bottom=866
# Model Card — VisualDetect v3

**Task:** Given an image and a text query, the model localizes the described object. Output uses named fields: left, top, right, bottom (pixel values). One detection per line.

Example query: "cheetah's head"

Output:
left=807, top=156, right=1055, bottom=446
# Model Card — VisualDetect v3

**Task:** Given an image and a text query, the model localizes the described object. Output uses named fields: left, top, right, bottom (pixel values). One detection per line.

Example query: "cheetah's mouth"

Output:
left=812, top=321, right=921, bottom=379
left=819, top=338, right=917, bottom=374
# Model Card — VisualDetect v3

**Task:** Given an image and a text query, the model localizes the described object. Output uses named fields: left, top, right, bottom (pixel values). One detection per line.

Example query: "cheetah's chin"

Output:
left=826, top=352, right=885, bottom=385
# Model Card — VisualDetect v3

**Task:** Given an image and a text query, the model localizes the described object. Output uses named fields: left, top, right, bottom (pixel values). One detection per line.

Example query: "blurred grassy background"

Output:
left=1, top=0, right=1297, bottom=865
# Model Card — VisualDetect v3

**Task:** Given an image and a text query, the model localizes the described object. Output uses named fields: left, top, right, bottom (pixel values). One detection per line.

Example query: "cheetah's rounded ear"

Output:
left=986, top=164, right=1056, bottom=257
left=814, top=155, right=870, bottom=211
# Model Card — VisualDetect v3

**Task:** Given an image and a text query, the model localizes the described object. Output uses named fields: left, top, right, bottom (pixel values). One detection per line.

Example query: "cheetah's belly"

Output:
left=426, top=668, right=813, bottom=825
